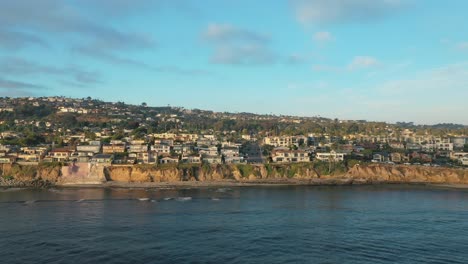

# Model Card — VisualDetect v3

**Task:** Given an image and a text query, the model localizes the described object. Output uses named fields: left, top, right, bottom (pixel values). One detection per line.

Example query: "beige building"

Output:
left=102, top=144, right=126, bottom=154
left=264, top=136, right=307, bottom=148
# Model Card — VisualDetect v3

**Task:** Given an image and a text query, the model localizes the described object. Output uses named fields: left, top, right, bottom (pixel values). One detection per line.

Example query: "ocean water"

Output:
left=1, top=185, right=468, bottom=264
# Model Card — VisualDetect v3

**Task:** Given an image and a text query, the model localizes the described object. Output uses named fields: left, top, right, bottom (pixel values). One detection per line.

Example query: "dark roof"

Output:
left=93, top=154, right=113, bottom=159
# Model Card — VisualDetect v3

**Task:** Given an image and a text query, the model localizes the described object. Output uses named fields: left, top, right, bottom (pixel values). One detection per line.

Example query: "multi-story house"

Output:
left=76, top=144, right=101, bottom=154
left=160, top=156, right=179, bottom=164
left=91, top=154, right=114, bottom=165
left=128, top=144, right=148, bottom=153
left=390, top=153, right=409, bottom=163
left=263, top=136, right=307, bottom=148
left=102, top=144, right=126, bottom=154
left=199, top=146, right=219, bottom=156
left=315, top=151, right=346, bottom=162
left=152, top=144, right=171, bottom=155
left=48, top=148, right=73, bottom=162
left=271, top=149, right=310, bottom=163
left=202, top=154, right=222, bottom=164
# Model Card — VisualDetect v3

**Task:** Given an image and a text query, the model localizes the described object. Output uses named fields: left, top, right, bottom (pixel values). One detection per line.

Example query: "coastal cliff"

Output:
left=346, top=164, right=468, bottom=184
left=1, top=162, right=467, bottom=187
left=104, top=163, right=323, bottom=183
left=0, top=163, right=60, bottom=187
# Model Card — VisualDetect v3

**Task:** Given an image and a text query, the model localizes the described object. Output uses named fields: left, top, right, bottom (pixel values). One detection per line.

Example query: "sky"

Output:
left=0, top=0, right=468, bottom=125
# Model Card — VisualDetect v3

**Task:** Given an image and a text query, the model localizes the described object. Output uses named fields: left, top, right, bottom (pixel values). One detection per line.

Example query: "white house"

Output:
left=199, top=146, right=218, bottom=156
left=202, top=154, right=222, bottom=164
left=315, top=151, right=345, bottom=162
left=271, top=149, right=310, bottom=163
left=461, top=157, right=468, bottom=166
left=181, top=155, right=202, bottom=164
left=152, top=144, right=171, bottom=154
left=160, top=156, right=179, bottom=164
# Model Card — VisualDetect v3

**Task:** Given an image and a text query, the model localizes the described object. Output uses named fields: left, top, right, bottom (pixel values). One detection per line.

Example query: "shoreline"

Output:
left=3, top=179, right=467, bottom=190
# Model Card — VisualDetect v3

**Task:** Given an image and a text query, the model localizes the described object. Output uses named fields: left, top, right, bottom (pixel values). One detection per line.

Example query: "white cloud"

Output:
left=291, top=0, right=407, bottom=25
left=348, top=56, right=379, bottom=70
left=313, top=31, right=333, bottom=42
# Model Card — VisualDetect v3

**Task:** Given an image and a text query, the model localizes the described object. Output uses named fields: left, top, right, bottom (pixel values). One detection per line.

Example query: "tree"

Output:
left=141, top=102, right=147, bottom=107
left=85, top=131, right=96, bottom=140
left=464, top=144, right=468, bottom=152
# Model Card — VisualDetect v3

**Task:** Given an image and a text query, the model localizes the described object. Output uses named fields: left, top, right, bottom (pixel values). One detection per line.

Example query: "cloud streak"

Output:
left=0, top=77, right=45, bottom=96
left=203, top=23, right=278, bottom=65
left=0, top=30, right=47, bottom=50
left=0, top=57, right=102, bottom=86
left=0, top=0, right=157, bottom=67
left=291, top=0, right=408, bottom=25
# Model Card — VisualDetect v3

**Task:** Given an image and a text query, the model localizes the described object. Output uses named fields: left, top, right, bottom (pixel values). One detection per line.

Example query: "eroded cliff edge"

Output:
left=1, top=163, right=467, bottom=187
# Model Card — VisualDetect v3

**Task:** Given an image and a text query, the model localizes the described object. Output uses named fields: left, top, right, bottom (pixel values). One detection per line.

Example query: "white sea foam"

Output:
left=216, top=188, right=232, bottom=193
left=176, top=197, right=192, bottom=201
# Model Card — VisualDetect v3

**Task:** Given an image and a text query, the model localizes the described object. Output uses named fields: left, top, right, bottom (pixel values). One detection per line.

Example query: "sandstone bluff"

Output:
left=1, top=163, right=468, bottom=188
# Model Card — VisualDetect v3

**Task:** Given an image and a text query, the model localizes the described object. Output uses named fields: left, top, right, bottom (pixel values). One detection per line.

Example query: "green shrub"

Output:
left=236, top=164, right=254, bottom=178
left=2, top=175, right=14, bottom=180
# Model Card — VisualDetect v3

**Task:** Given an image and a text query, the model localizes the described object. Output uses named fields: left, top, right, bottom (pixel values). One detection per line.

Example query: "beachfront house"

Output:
left=181, top=155, right=202, bottom=164
left=91, top=154, right=114, bottom=165
left=48, top=148, right=74, bottom=162
left=202, top=154, right=222, bottom=164
left=160, top=156, right=179, bottom=164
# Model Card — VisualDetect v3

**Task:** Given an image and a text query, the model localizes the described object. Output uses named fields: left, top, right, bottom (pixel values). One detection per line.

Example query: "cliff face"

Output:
left=0, top=163, right=59, bottom=187
left=346, top=164, right=468, bottom=184
left=1, top=163, right=467, bottom=186
left=104, top=165, right=237, bottom=183
left=103, top=164, right=322, bottom=183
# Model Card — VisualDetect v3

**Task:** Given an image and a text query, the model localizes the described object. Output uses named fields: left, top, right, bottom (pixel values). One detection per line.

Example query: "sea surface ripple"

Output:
left=1, top=185, right=467, bottom=264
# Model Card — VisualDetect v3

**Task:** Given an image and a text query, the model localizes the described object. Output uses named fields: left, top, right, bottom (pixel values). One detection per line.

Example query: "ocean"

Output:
left=1, top=185, right=467, bottom=263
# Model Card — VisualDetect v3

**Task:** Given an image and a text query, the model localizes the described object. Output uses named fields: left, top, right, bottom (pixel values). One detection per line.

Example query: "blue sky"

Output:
left=0, top=0, right=468, bottom=125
